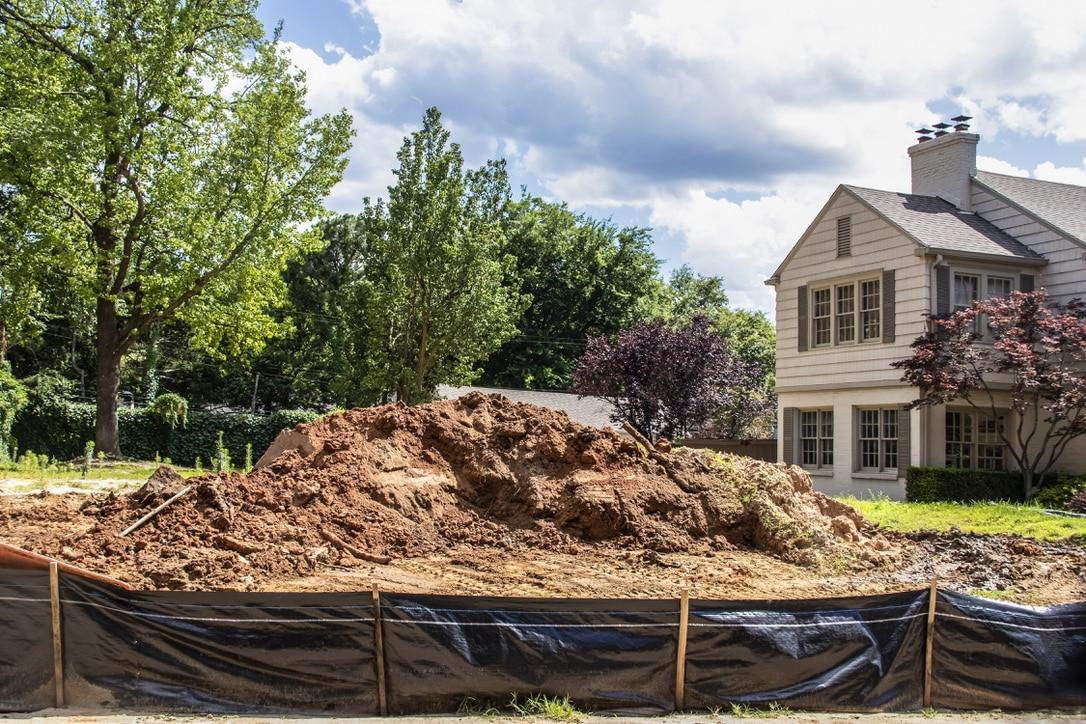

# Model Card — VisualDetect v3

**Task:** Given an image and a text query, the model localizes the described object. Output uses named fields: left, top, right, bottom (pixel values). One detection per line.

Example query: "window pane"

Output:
left=861, top=439, right=879, bottom=468
left=860, top=280, right=880, bottom=311
left=813, top=288, right=832, bottom=346
left=813, top=288, right=831, bottom=316
left=815, top=317, right=831, bottom=346
left=821, top=439, right=834, bottom=466
left=987, top=276, right=1012, bottom=299
left=882, top=409, right=898, bottom=439
left=800, top=411, right=818, bottom=438
left=953, top=274, right=978, bottom=310
left=820, top=410, right=833, bottom=437
left=801, top=439, right=818, bottom=466
left=860, top=409, right=879, bottom=439
left=860, top=280, right=880, bottom=340
left=883, top=439, right=898, bottom=470
left=835, top=285, right=855, bottom=343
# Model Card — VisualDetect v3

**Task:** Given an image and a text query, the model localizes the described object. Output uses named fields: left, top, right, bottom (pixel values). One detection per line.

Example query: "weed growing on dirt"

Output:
left=729, top=701, right=792, bottom=718
left=920, top=706, right=938, bottom=718
left=456, top=696, right=501, bottom=717
left=509, top=693, right=583, bottom=721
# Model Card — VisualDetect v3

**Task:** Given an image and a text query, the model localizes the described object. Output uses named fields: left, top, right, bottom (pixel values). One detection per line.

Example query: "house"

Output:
left=436, top=385, right=618, bottom=429
left=766, top=126, right=1086, bottom=498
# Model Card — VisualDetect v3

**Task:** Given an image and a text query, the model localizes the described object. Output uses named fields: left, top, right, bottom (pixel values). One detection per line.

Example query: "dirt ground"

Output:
left=1, top=394, right=1084, bottom=603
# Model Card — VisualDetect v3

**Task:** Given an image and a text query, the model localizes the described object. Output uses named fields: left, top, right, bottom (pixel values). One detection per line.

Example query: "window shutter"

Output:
left=1019, top=274, right=1035, bottom=293
left=882, top=268, right=896, bottom=343
left=897, top=405, right=911, bottom=479
left=797, top=286, right=808, bottom=352
left=782, top=408, right=796, bottom=465
left=935, top=265, right=950, bottom=315
left=836, top=216, right=852, bottom=257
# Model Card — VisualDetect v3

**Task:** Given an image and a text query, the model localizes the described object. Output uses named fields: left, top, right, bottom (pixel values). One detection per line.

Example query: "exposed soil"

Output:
left=1, top=393, right=1083, bottom=603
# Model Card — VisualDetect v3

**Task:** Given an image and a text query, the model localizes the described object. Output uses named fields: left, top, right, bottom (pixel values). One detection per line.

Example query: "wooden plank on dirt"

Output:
left=372, top=584, right=388, bottom=715
left=923, top=578, right=938, bottom=707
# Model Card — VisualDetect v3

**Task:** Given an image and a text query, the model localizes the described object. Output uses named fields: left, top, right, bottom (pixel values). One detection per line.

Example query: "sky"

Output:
left=256, top=0, right=1086, bottom=315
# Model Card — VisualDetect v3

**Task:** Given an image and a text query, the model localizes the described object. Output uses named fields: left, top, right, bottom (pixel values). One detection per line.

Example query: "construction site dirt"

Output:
left=1, top=393, right=1083, bottom=603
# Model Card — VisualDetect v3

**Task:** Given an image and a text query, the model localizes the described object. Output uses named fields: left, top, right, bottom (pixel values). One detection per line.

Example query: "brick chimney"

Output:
left=908, top=130, right=979, bottom=211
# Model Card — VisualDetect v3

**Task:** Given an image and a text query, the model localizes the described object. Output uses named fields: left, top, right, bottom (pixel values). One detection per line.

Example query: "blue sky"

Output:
left=257, top=0, right=1086, bottom=314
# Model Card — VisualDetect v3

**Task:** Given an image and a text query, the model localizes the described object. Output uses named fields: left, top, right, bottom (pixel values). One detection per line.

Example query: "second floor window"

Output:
left=811, top=277, right=880, bottom=347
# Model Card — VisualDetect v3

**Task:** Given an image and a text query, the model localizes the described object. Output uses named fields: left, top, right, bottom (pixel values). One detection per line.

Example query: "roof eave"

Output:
left=917, top=248, right=1048, bottom=267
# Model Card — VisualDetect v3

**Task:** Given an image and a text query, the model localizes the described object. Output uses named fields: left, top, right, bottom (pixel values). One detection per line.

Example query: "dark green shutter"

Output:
left=935, top=265, right=950, bottom=315
left=797, top=286, right=808, bottom=352
left=782, top=408, right=796, bottom=465
left=897, top=405, right=911, bottom=478
left=882, top=268, right=896, bottom=343
left=1019, top=274, right=1035, bottom=292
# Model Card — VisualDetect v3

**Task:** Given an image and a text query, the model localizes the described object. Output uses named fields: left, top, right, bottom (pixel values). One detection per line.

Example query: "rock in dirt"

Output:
left=10, top=394, right=900, bottom=590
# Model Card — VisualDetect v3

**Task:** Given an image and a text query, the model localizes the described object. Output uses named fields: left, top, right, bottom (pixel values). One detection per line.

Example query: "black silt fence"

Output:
left=1, top=571, right=1084, bottom=715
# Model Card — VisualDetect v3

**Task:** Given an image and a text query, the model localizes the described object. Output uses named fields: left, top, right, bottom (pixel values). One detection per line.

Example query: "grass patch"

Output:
left=509, top=693, right=584, bottom=721
left=1, top=460, right=199, bottom=492
left=728, top=701, right=792, bottom=718
left=837, top=496, right=1086, bottom=543
left=456, top=696, right=501, bottom=717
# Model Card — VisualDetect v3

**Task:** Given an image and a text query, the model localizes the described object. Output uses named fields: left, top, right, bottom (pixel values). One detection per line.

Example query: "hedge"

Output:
left=905, top=466, right=1025, bottom=503
left=12, top=401, right=318, bottom=466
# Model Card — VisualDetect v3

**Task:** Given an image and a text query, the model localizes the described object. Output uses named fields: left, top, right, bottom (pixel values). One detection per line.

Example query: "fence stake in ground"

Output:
left=675, top=589, right=689, bottom=712
left=923, top=578, right=938, bottom=707
left=49, top=561, right=64, bottom=707
left=372, top=584, right=387, bottom=715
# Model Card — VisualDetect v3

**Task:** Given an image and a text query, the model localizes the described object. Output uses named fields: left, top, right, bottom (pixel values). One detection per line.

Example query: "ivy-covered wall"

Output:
left=12, top=402, right=318, bottom=465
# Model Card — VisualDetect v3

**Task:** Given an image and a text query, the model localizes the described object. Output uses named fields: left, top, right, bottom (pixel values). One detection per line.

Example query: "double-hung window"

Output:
left=945, top=411, right=1007, bottom=470
left=799, top=410, right=833, bottom=469
left=857, top=408, right=898, bottom=472
left=810, top=276, right=880, bottom=347
left=952, top=271, right=1015, bottom=333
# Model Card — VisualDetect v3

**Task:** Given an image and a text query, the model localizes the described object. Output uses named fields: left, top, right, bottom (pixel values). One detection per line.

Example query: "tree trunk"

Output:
left=1022, top=467, right=1034, bottom=502
left=95, top=298, right=122, bottom=456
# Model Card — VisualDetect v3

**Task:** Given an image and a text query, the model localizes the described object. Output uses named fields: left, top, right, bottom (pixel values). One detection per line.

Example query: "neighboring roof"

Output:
left=436, top=385, right=618, bottom=429
left=844, top=185, right=1045, bottom=261
left=974, top=170, right=1086, bottom=249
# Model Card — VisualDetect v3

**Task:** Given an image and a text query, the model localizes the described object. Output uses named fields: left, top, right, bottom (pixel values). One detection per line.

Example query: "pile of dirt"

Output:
left=3, top=393, right=900, bottom=590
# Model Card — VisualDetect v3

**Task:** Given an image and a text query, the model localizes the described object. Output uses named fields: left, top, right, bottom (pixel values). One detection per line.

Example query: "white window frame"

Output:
left=945, top=409, right=1008, bottom=471
left=950, top=267, right=1017, bottom=335
left=856, top=407, right=898, bottom=473
left=809, top=274, right=882, bottom=349
left=799, top=409, right=833, bottom=470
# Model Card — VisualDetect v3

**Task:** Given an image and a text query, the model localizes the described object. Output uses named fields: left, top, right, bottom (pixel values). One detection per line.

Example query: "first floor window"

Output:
left=858, top=408, right=898, bottom=471
left=800, top=410, right=833, bottom=468
left=945, top=411, right=1006, bottom=470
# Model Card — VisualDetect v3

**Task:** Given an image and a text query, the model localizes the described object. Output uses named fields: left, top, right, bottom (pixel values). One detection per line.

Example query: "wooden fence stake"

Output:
left=675, top=589, right=689, bottom=712
left=372, top=584, right=387, bottom=716
left=923, top=578, right=938, bottom=708
left=49, top=561, right=64, bottom=708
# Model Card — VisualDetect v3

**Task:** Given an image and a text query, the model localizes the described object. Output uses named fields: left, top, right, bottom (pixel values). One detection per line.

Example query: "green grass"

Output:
left=509, top=693, right=584, bottom=721
left=728, top=701, right=792, bottom=718
left=0, top=459, right=199, bottom=492
left=838, top=496, right=1086, bottom=542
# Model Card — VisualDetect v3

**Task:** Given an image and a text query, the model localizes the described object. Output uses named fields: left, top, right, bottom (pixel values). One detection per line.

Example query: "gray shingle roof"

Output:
left=844, top=185, right=1044, bottom=260
left=436, top=385, right=618, bottom=429
left=974, top=170, right=1086, bottom=248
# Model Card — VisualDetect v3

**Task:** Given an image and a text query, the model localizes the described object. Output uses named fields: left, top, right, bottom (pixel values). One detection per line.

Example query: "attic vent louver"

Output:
left=836, top=216, right=852, bottom=257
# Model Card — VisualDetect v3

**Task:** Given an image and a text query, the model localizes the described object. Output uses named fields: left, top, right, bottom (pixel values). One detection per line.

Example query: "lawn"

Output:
left=0, top=460, right=199, bottom=494
left=838, top=496, right=1086, bottom=543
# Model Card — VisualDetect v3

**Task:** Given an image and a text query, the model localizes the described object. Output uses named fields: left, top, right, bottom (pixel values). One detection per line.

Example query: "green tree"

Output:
left=363, top=108, right=525, bottom=404
left=0, top=0, right=352, bottom=453
left=481, top=195, right=659, bottom=390
left=639, top=264, right=730, bottom=323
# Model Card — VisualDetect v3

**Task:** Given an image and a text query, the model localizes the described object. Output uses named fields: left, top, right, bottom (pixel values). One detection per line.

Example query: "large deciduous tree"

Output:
left=362, top=108, right=526, bottom=404
left=894, top=290, right=1086, bottom=499
left=0, top=0, right=352, bottom=453
left=480, top=195, right=659, bottom=390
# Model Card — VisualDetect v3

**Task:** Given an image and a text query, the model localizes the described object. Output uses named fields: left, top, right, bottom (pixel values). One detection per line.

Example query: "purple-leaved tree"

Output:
left=572, top=315, right=758, bottom=441
left=893, top=290, right=1086, bottom=499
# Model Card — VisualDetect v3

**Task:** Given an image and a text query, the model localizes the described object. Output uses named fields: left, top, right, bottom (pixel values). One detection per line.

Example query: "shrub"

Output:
left=905, top=466, right=1025, bottom=503
left=1032, top=475, right=1086, bottom=510
left=0, top=364, right=27, bottom=462
left=1069, top=490, right=1086, bottom=514
left=13, top=401, right=317, bottom=466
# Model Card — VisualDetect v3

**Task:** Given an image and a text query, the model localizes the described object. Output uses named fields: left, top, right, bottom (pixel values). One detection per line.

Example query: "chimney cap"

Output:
left=933, top=122, right=951, bottom=129
left=951, top=114, right=972, bottom=123
left=915, top=127, right=934, bottom=134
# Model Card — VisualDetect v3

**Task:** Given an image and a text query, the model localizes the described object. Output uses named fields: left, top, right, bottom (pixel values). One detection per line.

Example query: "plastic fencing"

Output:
left=1, top=570, right=1084, bottom=714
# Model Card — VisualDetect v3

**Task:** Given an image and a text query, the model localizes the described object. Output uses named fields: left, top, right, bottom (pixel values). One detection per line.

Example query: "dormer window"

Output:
left=836, top=216, right=852, bottom=257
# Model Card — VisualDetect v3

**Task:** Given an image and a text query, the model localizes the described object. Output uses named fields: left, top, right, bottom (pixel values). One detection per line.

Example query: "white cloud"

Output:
left=977, top=156, right=1029, bottom=177
left=1034, top=159, right=1086, bottom=185
left=276, top=0, right=1086, bottom=313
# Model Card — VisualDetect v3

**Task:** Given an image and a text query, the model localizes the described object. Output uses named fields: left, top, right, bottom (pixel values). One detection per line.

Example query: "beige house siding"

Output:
left=971, top=185, right=1086, bottom=303
left=775, top=189, right=930, bottom=391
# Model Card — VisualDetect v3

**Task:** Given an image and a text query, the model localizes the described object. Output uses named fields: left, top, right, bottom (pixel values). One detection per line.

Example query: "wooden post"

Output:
left=923, top=578, right=938, bottom=708
left=372, top=584, right=387, bottom=716
left=49, top=561, right=64, bottom=708
left=675, top=590, right=689, bottom=712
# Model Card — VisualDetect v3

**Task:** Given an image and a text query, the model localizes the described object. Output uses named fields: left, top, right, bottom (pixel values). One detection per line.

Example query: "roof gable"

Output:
left=974, top=170, right=1086, bottom=250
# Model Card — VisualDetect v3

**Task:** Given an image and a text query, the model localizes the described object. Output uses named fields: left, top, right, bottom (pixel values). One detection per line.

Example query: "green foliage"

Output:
left=82, top=440, right=94, bottom=477
left=728, top=701, right=792, bottom=718
left=244, top=442, right=253, bottom=473
left=148, top=393, right=188, bottom=430
left=1032, top=475, right=1086, bottom=510
left=362, top=108, right=527, bottom=403
left=12, top=401, right=315, bottom=466
left=194, top=456, right=203, bottom=474
left=214, top=430, right=231, bottom=473
left=481, top=194, right=660, bottom=390
left=905, top=466, right=1025, bottom=503
left=508, top=693, right=583, bottom=721
left=0, top=0, right=353, bottom=450
left=0, top=364, right=26, bottom=461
